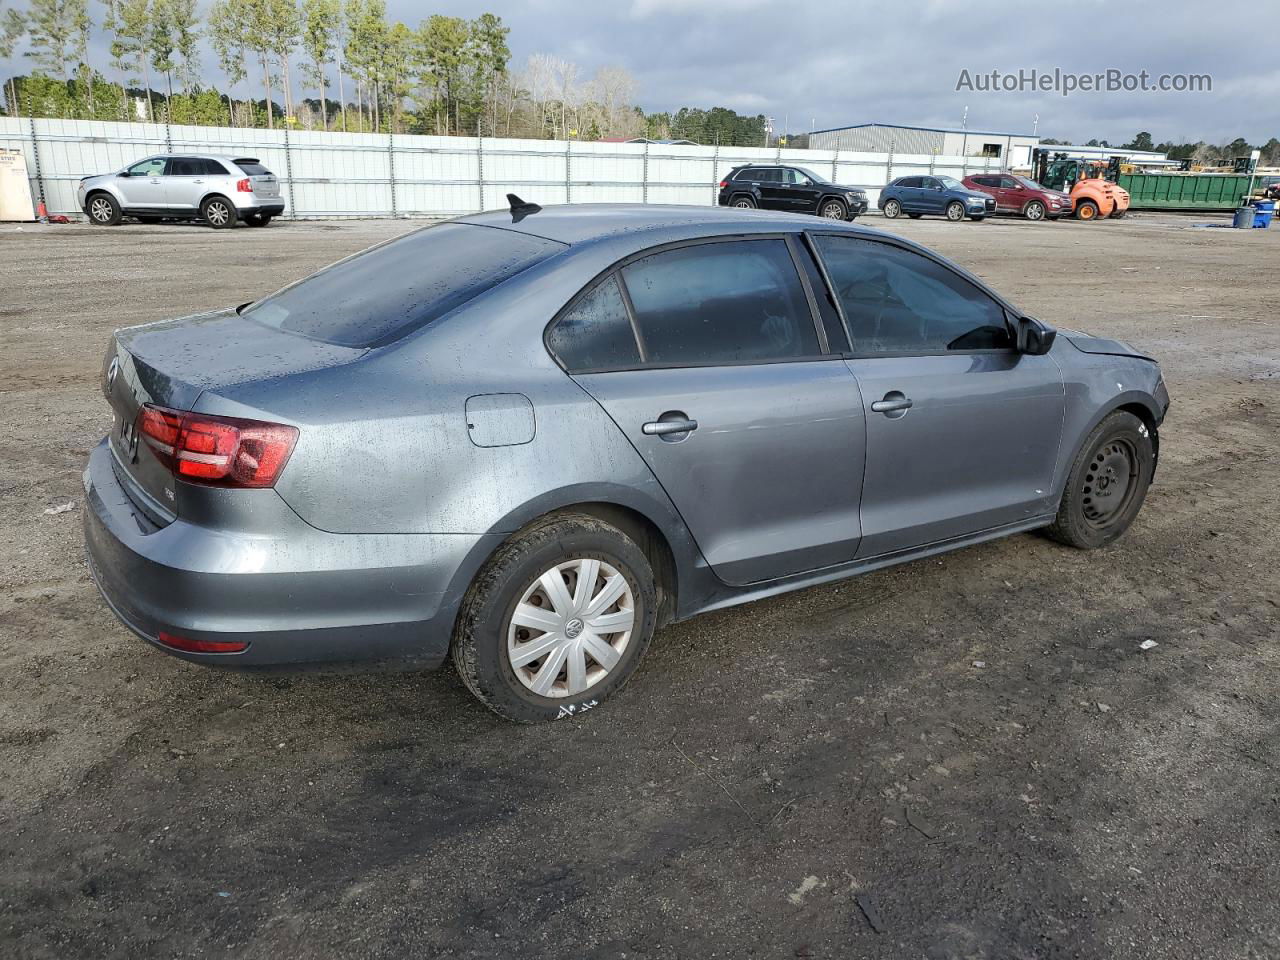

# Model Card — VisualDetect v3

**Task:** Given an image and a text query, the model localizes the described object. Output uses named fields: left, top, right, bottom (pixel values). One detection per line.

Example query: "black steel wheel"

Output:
left=1046, top=411, right=1154, bottom=549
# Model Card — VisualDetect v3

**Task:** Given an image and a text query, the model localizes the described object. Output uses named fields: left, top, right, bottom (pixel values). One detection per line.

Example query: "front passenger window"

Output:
left=127, top=158, right=166, bottom=177
left=813, top=236, right=1012, bottom=354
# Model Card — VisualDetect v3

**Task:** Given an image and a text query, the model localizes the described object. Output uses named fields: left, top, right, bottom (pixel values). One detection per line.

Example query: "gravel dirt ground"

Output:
left=1, top=211, right=1277, bottom=960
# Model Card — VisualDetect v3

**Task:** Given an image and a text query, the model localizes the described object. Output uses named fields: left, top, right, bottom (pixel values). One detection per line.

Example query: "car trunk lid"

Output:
left=103, top=307, right=364, bottom=525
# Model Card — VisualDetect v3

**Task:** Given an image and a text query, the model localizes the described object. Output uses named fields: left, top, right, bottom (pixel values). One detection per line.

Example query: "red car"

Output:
left=963, top=173, right=1073, bottom=221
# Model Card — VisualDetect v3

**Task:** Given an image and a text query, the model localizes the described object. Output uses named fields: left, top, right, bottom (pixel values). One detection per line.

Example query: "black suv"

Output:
left=717, top=165, right=868, bottom=220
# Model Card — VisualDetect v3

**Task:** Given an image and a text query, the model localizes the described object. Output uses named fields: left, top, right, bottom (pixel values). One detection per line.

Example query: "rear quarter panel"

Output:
left=194, top=243, right=695, bottom=543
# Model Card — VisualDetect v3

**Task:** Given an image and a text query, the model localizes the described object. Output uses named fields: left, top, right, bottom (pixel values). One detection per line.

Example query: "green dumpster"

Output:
left=1118, top=173, right=1253, bottom=211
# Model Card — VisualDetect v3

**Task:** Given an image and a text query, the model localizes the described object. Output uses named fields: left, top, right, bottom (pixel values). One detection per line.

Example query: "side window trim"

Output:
left=799, top=231, right=852, bottom=352
left=806, top=231, right=1016, bottom=357
left=782, top=234, right=829, bottom=354
left=612, top=269, right=649, bottom=363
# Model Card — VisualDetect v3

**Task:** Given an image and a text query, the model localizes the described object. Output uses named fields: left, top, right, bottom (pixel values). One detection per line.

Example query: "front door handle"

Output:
left=192, top=179, right=204, bottom=184
left=642, top=415, right=698, bottom=438
left=870, top=392, right=913, bottom=416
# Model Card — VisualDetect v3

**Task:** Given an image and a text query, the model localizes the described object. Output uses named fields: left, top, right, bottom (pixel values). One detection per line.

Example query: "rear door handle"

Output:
left=642, top=416, right=698, bottom=437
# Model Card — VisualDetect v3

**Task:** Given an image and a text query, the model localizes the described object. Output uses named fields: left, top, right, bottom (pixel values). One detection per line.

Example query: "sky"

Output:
left=405, top=0, right=1274, bottom=145
left=8, top=0, right=1274, bottom=145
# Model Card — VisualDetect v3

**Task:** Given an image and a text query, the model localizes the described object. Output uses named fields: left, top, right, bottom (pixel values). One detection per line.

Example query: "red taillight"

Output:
left=138, top=404, right=298, bottom=488
left=719, top=180, right=728, bottom=189
left=158, top=631, right=249, bottom=654
left=236, top=177, right=252, bottom=192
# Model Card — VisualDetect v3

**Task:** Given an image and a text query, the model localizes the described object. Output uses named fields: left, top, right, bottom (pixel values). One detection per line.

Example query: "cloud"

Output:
left=403, top=0, right=1271, bottom=143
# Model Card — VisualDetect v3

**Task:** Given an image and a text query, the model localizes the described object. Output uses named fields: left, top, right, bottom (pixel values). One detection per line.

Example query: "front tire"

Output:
left=1024, top=200, right=1046, bottom=221
left=451, top=514, right=658, bottom=723
left=201, top=196, right=236, bottom=229
left=1045, top=411, right=1154, bottom=549
left=87, top=193, right=122, bottom=226
left=946, top=200, right=965, bottom=221
left=1075, top=199, right=1100, bottom=221
left=819, top=198, right=847, bottom=220
left=882, top=198, right=902, bottom=219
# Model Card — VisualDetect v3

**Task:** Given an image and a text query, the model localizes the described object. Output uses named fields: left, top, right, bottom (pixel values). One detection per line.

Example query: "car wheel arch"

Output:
left=1054, top=392, right=1163, bottom=500
left=465, top=490, right=698, bottom=629
left=200, top=192, right=235, bottom=212
left=817, top=194, right=848, bottom=215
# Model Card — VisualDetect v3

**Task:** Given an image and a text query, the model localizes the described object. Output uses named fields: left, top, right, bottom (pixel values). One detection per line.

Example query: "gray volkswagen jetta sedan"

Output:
left=85, top=201, right=1169, bottom=722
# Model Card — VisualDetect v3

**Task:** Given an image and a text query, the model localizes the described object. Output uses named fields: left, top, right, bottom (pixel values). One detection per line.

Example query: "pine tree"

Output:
left=24, top=0, right=90, bottom=82
left=1, top=3, right=27, bottom=116
left=300, top=0, right=338, bottom=128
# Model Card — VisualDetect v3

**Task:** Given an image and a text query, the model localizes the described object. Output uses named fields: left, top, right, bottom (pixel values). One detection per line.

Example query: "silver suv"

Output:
left=77, top=154, right=285, bottom=228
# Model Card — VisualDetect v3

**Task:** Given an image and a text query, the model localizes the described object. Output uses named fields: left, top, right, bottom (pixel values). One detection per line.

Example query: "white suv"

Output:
left=77, top=154, right=285, bottom=228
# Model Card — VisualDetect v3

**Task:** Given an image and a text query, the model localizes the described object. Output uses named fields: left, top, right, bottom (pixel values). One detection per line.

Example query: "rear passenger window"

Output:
left=202, top=159, right=228, bottom=176
left=620, top=239, right=819, bottom=366
left=166, top=158, right=202, bottom=176
left=814, top=236, right=1012, bottom=354
left=547, top=275, right=640, bottom=371
left=898, top=177, right=921, bottom=188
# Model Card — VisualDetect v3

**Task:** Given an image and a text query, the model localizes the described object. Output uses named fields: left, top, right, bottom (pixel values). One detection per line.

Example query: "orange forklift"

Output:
left=1031, top=150, right=1132, bottom=221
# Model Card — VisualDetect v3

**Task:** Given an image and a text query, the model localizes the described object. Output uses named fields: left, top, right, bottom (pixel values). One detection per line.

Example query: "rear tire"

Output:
left=87, top=193, right=122, bottom=226
left=201, top=196, right=236, bottom=229
left=451, top=514, right=658, bottom=723
left=1045, top=411, right=1154, bottom=549
left=882, top=198, right=902, bottom=219
left=969, top=215, right=986, bottom=221
left=907, top=212, right=922, bottom=219
left=731, top=195, right=756, bottom=209
left=1110, top=208, right=1127, bottom=219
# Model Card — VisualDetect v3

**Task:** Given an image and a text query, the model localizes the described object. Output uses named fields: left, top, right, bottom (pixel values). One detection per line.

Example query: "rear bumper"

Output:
left=236, top=202, right=285, bottom=219
left=83, top=439, right=492, bottom=669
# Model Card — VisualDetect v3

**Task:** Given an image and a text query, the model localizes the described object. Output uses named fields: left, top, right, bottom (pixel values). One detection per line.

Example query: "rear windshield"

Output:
left=235, top=160, right=273, bottom=176
left=243, top=223, right=564, bottom=347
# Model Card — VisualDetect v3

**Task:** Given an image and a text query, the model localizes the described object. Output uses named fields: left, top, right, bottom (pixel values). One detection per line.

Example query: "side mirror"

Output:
left=118, top=170, right=131, bottom=177
left=1016, top=316, right=1057, bottom=355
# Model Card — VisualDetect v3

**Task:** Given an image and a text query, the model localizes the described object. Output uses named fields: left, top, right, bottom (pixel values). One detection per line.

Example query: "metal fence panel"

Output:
left=0, top=116, right=1011, bottom=220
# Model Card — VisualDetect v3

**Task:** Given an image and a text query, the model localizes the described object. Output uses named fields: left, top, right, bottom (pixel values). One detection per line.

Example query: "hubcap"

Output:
left=1081, top=439, right=1137, bottom=527
left=947, top=204, right=963, bottom=220
left=886, top=201, right=899, bottom=217
left=207, top=203, right=229, bottom=225
left=1028, top=203, right=1043, bottom=220
left=506, top=558, right=635, bottom=699
left=91, top=198, right=112, bottom=221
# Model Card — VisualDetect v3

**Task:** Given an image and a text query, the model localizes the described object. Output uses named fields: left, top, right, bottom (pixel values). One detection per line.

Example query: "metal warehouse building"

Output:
left=810, top=123, right=1040, bottom=169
